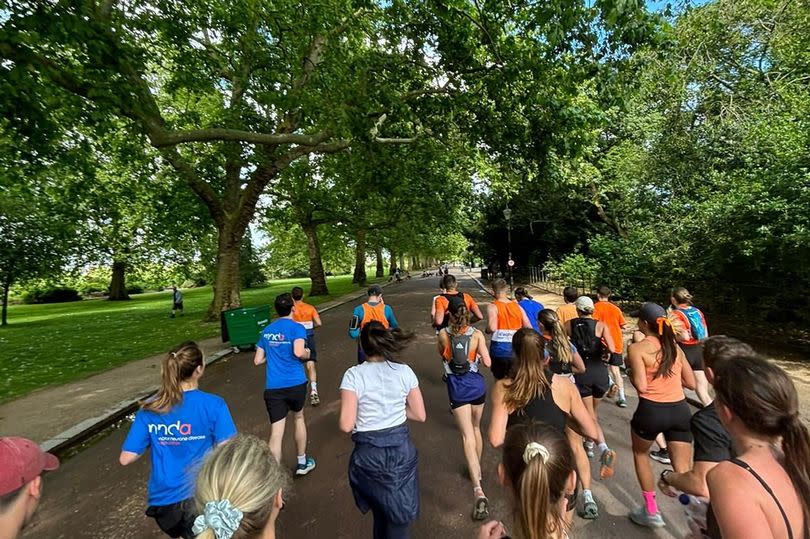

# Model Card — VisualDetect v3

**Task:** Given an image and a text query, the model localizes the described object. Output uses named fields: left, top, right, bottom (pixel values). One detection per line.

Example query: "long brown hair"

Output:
left=142, top=341, right=203, bottom=413
left=360, top=321, right=415, bottom=363
left=504, top=328, right=551, bottom=412
left=713, top=356, right=810, bottom=539
left=538, top=309, right=572, bottom=366
left=671, top=286, right=693, bottom=305
left=503, top=421, right=575, bottom=539
left=448, top=301, right=471, bottom=336
left=653, top=318, right=679, bottom=379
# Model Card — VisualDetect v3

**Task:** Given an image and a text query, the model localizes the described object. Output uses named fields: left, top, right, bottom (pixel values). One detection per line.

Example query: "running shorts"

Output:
left=264, top=383, right=307, bottom=423
left=145, top=498, right=196, bottom=539
left=450, top=393, right=486, bottom=409
left=305, top=333, right=317, bottom=361
left=446, top=371, right=486, bottom=409
left=574, top=361, right=610, bottom=399
left=607, top=352, right=624, bottom=367
left=631, top=398, right=693, bottom=443
left=490, top=356, right=513, bottom=380
left=679, top=342, right=704, bottom=371
left=172, top=302, right=184, bottom=311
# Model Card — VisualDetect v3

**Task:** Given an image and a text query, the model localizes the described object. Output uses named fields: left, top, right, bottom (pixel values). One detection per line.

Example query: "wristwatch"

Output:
left=660, top=469, right=673, bottom=484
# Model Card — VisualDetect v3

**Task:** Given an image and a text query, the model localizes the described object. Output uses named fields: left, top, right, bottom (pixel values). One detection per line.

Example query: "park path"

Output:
left=21, top=272, right=692, bottom=539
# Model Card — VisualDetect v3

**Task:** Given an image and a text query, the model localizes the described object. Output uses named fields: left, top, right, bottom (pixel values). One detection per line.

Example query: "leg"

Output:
left=470, top=404, right=484, bottom=464
left=693, top=370, right=712, bottom=406
left=610, top=364, right=625, bottom=401
left=667, top=441, right=693, bottom=473
left=269, top=417, right=287, bottom=464
left=452, top=405, right=482, bottom=488
left=583, top=397, right=606, bottom=445
left=293, top=410, right=307, bottom=457
left=592, top=397, right=616, bottom=479
left=306, top=361, right=320, bottom=406
left=631, top=432, right=656, bottom=492
left=567, top=427, right=598, bottom=519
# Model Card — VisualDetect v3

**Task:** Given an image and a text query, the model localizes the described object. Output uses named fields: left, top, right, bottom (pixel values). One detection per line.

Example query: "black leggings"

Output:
left=631, top=398, right=693, bottom=443
left=371, top=507, right=410, bottom=539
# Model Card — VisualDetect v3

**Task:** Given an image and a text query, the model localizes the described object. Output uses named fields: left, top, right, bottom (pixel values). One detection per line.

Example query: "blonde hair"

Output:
left=143, top=341, right=203, bottom=413
left=504, top=329, right=551, bottom=412
left=194, top=435, right=290, bottom=539
left=538, top=309, right=572, bottom=366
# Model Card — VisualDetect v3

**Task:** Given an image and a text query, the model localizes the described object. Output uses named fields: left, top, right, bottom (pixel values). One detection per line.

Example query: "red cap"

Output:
left=0, top=437, right=59, bottom=496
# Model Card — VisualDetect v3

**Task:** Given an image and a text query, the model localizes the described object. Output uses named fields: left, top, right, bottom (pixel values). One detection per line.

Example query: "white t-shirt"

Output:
left=340, top=361, right=419, bottom=432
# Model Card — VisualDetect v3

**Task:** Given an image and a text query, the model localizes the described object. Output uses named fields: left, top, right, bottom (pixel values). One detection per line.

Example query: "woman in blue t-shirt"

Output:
left=119, top=341, right=237, bottom=539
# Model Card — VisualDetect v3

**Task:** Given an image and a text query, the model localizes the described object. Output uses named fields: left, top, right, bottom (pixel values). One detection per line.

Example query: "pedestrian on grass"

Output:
left=0, top=437, right=59, bottom=539
left=477, top=421, right=578, bottom=539
left=254, top=293, right=316, bottom=476
left=706, top=355, right=810, bottom=539
left=120, top=341, right=237, bottom=539
left=339, top=321, right=426, bottom=539
left=192, top=434, right=289, bottom=539
left=170, top=286, right=184, bottom=318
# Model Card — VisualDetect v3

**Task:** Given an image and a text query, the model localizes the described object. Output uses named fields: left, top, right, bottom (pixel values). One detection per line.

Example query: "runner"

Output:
left=538, top=309, right=599, bottom=520
left=556, top=286, right=579, bottom=327
left=339, top=321, right=426, bottom=539
left=170, top=286, right=184, bottom=318
left=349, top=285, right=398, bottom=364
left=486, top=278, right=533, bottom=380
left=707, top=355, right=810, bottom=539
left=625, top=302, right=695, bottom=529
left=565, top=296, right=618, bottom=479
left=0, top=437, right=59, bottom=539
left=436, top=301, right=492, bottom=520
left=477, top=422, right=577, bottom=539
left=593, top=285, right=628, bottom=408
left=291, top=286, right=323, bottom=407
left=120, top=341, right=237, bottom=539
left=514, top=286, right=544, bottom=332
left=432, top=274, right=483, bottom=331
left=669, top=287, right=712, bottom=405
left=192, top=435, right=289, bottom=539
left=630, top=328, right=672, bottom=465
left=254, top=293, right=316, bottom=475
left=429, top=281, right=446, bottom=330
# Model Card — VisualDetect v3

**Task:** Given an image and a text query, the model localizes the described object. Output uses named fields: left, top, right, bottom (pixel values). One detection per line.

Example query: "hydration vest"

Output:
left=675, top=306, right=708, bottom=341
left=569, top=318, right=604, bottom=361
left=444, top=327, right=477, bottom=375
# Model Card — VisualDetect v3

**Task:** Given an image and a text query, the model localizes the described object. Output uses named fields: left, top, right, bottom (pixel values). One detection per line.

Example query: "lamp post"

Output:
left=503, top=206, right=513, bottom=295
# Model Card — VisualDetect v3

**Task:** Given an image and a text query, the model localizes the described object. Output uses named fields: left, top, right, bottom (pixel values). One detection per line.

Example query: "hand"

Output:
left=477, top=520, right=507, bottom=539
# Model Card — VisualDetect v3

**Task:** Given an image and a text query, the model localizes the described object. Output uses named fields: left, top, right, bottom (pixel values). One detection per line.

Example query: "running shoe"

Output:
left=616, top=397, right=628, bottom=408
left=472, top=495, right=489, bottom=521
left=310, top=391, right=320, bottom=407
left=295, top=456, right=316, bottom=476
left=629, top=506, right=665, bottom=528
left=584, top=440, right=595, bottom=459
left=650, top=449, right=671, bottom=464
left=599, top=449, right=616, bottom=479
left=578, top=500, right=599, bottom=520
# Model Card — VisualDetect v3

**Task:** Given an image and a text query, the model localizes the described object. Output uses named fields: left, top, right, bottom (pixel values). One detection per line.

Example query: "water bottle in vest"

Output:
left=448, top=327, right=475, bottom=374
left=677, top=307, right=708, bottom=341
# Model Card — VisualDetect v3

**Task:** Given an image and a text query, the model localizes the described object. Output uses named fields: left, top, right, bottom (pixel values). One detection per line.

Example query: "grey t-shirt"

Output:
left=340, top=361, right=418, bottom=432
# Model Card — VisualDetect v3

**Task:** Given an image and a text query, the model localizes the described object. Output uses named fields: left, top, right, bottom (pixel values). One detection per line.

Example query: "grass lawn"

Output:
left=0, top=275, right=382, bottom=402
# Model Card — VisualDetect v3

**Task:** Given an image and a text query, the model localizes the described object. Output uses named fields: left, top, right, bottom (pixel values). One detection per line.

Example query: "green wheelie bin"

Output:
left=221, top=305, right=271, bottom=350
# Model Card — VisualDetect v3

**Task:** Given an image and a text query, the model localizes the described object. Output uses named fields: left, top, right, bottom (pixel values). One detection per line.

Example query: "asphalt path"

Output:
left=23, top=273, right=689, bottom=539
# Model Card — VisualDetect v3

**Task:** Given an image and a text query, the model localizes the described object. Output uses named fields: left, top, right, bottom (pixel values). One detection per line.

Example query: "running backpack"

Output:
left=438, top=293, right=468, bottom=328
left=448, top=327, right=475, bottom=375
left=569, top=318, right=603, bottom=361
left=676, top=307, right=708, bottom=341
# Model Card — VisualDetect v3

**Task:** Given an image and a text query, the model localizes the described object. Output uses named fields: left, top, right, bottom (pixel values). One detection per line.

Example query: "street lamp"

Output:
left=503, top=206, right=513, bottom=295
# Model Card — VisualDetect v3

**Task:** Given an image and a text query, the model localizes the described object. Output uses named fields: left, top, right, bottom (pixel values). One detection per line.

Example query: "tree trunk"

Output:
left=399, top=253, right=405, bottom=271
left=375, top=246, right=384, bottom=278
left=302, top=223, right=329, bottom=296
left=108, top=259, right=130, bottom=300
left=1, top=275, right=10, bottom=327
left=353, top=229, right=367, bottom=284
left=207, top=232, right=243, bottom=321
left=388, top=249, right=398, bottom=275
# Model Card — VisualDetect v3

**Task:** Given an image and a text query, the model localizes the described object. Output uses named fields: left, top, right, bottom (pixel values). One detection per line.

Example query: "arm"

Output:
left=708, top=465, right=772, bottom=539
left=385, top=305, right=399, bottom=329
left=293, top=338, right=310, bottom=360
left=348, top=306, right=362, bottom=339
left=564, top=320, right=572, bottom=337
left=598, top=321, right=618, bottom=354
left=520, top=307, right=533, bottom=329
left=680, top=350, right=696, bottom=390
left=476, top=332, right=492, bottom=368
left=437, top=331, right=449, bottom=358
left=432, top=297, right=445, bottom=327
left=119, top=451, right=142, bottom=466
left=253, top=347, right=266, bottom=366
left=469, top=299, right=484, bottom=323
left=567, top=386, right=599, bottom=440
left=339, top=390, right=358, bottom=433
left=570, top=347, right=586, bottom=374
left=670, top=311, right=691, bottom=342
left=664, top=461, right=718, bottom=498
left=486, top=303, right=498, bottom=334
left=405, top=387, right=426, bottom=422
left=626, top=342, right=647, bottom=393
left=488, top=381, right=509, bottom=448
left=312, top=310, right=322, bottom=328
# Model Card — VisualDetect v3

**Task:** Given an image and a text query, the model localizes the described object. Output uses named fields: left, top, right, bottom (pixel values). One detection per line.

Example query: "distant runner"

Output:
left=349, top=285, right=398, bottom=364
left=254, top=293, right=316, bottom=476
left=668, top=287, right=711, bottom=405
left=486, top=278, right=533, bottom=380
left=170, top=286, right=184, bottom=318
left=593, top=285, right=628, bottom=408
left=291, top=286, right=323, bottom=407
left=556, top=286, right=579, bottom=327
left=514, top=287, right=544, bottom=332
left=432, top=274, right=483, bottom=331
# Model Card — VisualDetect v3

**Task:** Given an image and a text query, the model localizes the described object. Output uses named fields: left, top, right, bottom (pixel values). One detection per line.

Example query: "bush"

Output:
left=22, top=286, right=82, bottom=304
left=126, top=284, right=145, bottom=295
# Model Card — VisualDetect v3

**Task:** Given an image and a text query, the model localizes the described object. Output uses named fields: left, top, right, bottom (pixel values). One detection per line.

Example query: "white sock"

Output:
left=297, top=454, right=306, bottom=465
left=311, top=382, right=318, bottom=392
left=583, top=489, right=594, bottom=503
left=619, top=388, right=626, bottom=400
left=585, top=440, right=595, bottom=448
left=598, top=442, right=609, bottom=453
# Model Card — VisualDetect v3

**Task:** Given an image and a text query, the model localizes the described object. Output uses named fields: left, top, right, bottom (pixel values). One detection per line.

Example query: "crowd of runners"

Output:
left=2, top=271, right=809, bottom=539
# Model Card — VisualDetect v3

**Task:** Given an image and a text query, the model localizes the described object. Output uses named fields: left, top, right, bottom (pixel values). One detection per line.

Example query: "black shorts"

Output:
left=491, top=356, right=513, bottom=380
left=172, top=302, right=183, bottom=311
left=574, top=361, right=610, bottom=399
left=631, top=398, right=693, bottom=443
left=608, top=353, right=624, bottom=367
left=264, top=383, right=307, bottom=423
left=305, top=333, right=317, bottom=361
left=679, top=343, right=704, bottom=371
left=145, top=498, right=196, bottom=539
left=450, top=393, right=486, bottom=409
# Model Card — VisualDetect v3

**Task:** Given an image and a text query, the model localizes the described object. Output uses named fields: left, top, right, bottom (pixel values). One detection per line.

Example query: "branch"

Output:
left=157, top=147, right=226, bottom=228
left=150, top=129, right=332, bottom=147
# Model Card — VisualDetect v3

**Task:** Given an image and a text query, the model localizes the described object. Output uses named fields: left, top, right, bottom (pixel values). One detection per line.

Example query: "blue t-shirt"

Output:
left=121, top=390, right=236, bottom=506
left=258, top=317, right=308, bottom=389
left=518, top=299, right=545, bottom=332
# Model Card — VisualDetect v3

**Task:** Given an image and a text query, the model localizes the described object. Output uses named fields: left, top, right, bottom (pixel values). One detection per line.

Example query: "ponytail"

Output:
left=518, top=456, right=551, bottom=539
left=143, top=341, right=203, bottom=413
left=360, top=321, right=415, bottom=363
left=782, top=415, right=810, bottom=539
left=539, top=309, right=572, bottom=365
left=504, top=329, right=550, bottom=412
left=654, top=317, right=677, bottom=379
